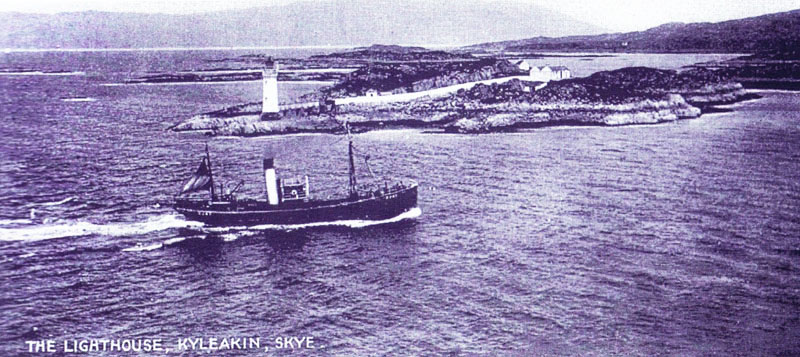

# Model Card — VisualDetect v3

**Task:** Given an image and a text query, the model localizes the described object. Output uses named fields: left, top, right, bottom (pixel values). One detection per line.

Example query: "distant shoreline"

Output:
left=0, top=45, right=360, bottom=53
left=102, top=80, right=335, bottom=86
left=0, top=47, right=755, bottom=55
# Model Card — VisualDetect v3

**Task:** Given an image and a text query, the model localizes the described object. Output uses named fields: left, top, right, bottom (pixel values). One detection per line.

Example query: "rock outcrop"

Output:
left=320, top=58, right=524, bottom=98
left=171, top=66, right=755, bottom=136
left=447, top=94, right=702, bottom=132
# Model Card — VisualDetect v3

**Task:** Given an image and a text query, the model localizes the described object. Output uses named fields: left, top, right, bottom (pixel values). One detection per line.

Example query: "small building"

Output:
left=530, top=65, right=571, bottom=82
left=365, top=89, right=379, bottom=97
left=515, top=80, right=547, bottom=92
left=514, top=59, right=531, bottom=71
left=548, top=66, right=571, bottom=80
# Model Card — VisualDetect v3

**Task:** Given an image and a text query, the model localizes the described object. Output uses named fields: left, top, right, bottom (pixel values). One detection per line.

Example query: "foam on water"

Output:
left=122, top=236, right=204, bottom=253
left=221, top=234, right=240, bottom=242
left=38, top=197, right=76, bottom=206
left=0, top=214, right=204, bottom=242
left=61, top=97, right=97, bottom=102
left=204, top=207, right=422, bottom=233
left=164, top=237, right=189, bottom=245
left=0, top=71, right=85, bottom=76
left=122, top=243, right=163, bottom=252
left=0, top=219, right=33, bottom=226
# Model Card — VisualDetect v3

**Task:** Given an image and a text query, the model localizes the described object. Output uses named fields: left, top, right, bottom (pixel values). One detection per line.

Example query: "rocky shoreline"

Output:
left=171, top=66, right=759, bottom=135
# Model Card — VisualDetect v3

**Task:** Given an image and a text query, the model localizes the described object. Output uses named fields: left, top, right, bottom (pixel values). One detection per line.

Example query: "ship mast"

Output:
left=206, top=143, right=216, bottom=200
left=346, top=122, right=357, bottom=199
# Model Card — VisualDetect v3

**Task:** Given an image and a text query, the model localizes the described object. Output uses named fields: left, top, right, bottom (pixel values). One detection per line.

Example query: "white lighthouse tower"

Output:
left=262, top=61, right=279, bottom=116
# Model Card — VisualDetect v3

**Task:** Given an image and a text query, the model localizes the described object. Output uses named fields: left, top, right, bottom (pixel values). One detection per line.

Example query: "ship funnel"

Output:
left=263, top=158, right=279, bottom=205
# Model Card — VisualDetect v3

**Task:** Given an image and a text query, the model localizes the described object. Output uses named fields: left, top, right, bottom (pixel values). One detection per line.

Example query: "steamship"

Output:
left=173, top=129, right=418, bottom=226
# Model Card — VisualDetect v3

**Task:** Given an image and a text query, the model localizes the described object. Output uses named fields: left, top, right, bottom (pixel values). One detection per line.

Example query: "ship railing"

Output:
left=357, top=178, right=417, bottom=198
left=281, top=177, right=305, bottom=186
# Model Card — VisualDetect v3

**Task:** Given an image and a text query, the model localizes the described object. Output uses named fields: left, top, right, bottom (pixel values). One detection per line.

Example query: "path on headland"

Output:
left=280, top=75, right=538, bottom=110
left=334, top=75, right=535, bottom=105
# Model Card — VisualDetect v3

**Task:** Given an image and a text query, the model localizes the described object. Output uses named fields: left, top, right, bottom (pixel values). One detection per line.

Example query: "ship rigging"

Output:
left=174, top=123, right=418, bottom=226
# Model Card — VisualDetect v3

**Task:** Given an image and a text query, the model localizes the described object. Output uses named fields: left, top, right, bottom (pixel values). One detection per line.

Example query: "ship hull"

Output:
left=175, top=185, right=417, bottom=226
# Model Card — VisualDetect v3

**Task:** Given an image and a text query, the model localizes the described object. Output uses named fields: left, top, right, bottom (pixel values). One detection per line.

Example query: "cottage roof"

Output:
left=533, top=65, right=570, bottom=71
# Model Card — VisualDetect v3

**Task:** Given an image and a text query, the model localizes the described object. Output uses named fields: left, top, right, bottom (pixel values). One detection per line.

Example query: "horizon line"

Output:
left=0, top=44, right=467, bottom=53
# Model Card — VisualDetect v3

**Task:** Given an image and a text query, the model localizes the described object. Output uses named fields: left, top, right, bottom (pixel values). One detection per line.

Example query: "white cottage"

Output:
left=530, top=66, right=571, bottom=82
left=514, top=59, right=531, bottom=71
left=365, top=89, right=379, bottom=97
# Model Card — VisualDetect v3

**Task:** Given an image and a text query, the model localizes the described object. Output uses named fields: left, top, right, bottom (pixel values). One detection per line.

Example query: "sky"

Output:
left=547, top=0, right=800, bottom=32
left=1, top=0, right=799, bottom=32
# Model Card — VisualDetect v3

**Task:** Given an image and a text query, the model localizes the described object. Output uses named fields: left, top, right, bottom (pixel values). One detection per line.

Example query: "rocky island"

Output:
left=171, top=57, right=756, bottom=135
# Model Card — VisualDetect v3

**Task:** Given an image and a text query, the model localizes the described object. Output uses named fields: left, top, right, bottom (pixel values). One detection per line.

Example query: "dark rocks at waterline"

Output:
left=690, top=51, right=800, bottom=91
left=739, top=80, right=800, bottom=91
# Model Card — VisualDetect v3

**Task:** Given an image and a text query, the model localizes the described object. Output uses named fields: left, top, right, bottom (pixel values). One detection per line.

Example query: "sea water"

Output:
left=0, top=50, right=799, bottom=355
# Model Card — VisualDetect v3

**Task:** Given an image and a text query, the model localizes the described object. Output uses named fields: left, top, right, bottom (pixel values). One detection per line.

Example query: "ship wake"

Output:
left=0, top=214, right=203, bottom=242
left=121, top=208, right=420, bottom=252
left=206, top=207, right=423, bottom=233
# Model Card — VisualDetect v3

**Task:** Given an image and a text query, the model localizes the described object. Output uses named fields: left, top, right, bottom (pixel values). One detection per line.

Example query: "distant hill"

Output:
left=466, top=9, right=800, bottom=53
left=0, top=0, right=604, bottom=49
left=309, top=44, right=475, bottom=61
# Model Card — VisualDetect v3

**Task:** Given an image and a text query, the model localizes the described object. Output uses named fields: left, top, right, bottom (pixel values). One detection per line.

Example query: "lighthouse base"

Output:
left=260, top=112, right=281, bottom=121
